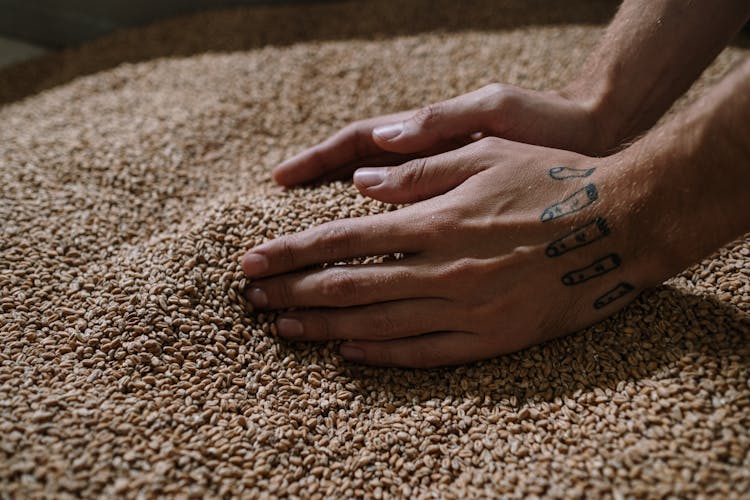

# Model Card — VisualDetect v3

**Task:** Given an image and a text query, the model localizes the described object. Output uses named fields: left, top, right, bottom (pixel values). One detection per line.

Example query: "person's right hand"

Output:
left=272, top=83, right=611, bottom=187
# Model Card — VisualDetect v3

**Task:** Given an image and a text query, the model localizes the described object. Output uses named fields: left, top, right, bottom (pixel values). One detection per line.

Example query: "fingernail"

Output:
left=247, top=288, right=268, bottom=308
left=242, top=253, right=268, bottom=276
left=373, top=123, right=403, bottom=141
left=353, top=168, right=386, bottom=189
left=340, top=344, right=365, bottom=362
left=277, top=318, right=304, bottom=338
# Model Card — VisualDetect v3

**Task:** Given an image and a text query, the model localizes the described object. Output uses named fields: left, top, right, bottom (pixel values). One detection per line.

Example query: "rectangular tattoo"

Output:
left=549, top=166, right=596, bottom=180
left=540, top=184, right=598, bottom=222
left=593, top=282, right=635, bottom=309
left=561, top=253, right=621, bottom=286
left=546, top=217, right=610, bottom=257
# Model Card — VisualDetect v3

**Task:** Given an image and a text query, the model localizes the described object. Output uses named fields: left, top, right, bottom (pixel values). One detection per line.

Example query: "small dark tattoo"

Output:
left=548, top=166, right=596, bottom=180
left=561, top=253, right=621, bottom=286
left=593, top=282, right=635, bottom=309
left=541, top=184, right=598, bottom=222
left=546, top=217, right=610, bottom=257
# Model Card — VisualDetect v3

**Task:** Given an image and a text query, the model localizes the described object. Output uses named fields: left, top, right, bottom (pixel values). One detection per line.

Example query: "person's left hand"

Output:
left=242, top=138, right=645, bottom=367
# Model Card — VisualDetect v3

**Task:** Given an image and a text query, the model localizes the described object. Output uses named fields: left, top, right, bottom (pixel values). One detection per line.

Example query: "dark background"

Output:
left=2, top=1, right=748, bottom=49
left=0, top=0, right=330, bottom=47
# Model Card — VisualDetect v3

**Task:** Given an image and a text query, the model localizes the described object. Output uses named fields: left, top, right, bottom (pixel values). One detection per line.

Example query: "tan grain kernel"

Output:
left=0, top=2, right=748, bottom=498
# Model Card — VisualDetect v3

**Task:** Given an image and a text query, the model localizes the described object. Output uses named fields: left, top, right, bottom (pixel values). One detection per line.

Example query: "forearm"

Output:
left=565, top=0, right=750, bottom=153
left=616, top=56, right=750, bottom=283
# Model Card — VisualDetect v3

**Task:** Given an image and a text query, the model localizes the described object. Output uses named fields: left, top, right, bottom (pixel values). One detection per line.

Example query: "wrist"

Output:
left=608, top=142, right=700, bottom=288
left=558, top=77, right=621, bottom=156
left=607, top=92, right=749, bottom=289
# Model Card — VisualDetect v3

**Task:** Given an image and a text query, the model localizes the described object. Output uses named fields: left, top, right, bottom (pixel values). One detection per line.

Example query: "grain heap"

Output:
left=1, top=1, right=749, bottom=497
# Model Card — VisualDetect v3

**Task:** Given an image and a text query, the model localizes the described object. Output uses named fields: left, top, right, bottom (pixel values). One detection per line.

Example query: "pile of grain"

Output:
left=1, top=1, right=749, bottom=497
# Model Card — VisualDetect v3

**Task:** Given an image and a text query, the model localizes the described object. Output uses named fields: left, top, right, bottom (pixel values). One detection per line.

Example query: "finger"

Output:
left=241, top=210, right=423, bottom=278
left=246, top=262, right=433, bottom=309
left=352, top=142, right=488, bottom=204
left=272, top=111, right=414, bottom=186
left=315, top=138, right=470, bottom=185
left=272, top=298, right=454, bottom=341
left=339, top=331, right=484, bottom=368
left=315, top=151, right=423, bottom=184
left=371, top=84, right=508, bottom=154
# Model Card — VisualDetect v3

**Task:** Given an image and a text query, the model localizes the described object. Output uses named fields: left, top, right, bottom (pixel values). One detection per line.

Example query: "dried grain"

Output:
left=1, top=1, right=749, bottom=498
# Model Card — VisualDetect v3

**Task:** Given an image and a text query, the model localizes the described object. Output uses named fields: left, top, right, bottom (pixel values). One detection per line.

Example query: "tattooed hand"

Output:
left=242, top=138, right=640, bottom=367
left=271, top=84, right=610, bottom=187
left=240, top=1, right=750, bottom=368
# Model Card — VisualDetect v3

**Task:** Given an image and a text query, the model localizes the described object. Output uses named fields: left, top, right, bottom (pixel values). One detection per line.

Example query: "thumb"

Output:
left=353, top=147, right=486, bottom=204
left=371, top=84, right=506, bottom=154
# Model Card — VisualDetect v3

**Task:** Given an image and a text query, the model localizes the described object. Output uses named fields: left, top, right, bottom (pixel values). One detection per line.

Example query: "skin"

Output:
left=242, top=1, right=750, bottom=367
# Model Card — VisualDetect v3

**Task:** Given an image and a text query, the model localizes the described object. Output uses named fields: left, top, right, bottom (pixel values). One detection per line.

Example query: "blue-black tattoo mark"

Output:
left=593, top=282, right=635, bottom=309
left=549, top=166, right=596, bottom=180
left=561, top=253, right=621, bottom=286
left=541, top=184, right=598, bottom=222
left=546, top=217, right=610, bottom=257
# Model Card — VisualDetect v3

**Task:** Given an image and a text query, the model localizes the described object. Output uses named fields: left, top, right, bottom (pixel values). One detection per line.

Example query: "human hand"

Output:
left=244, top=138, right=647, bottom=367
left=272, top=84, right=610, bottom=187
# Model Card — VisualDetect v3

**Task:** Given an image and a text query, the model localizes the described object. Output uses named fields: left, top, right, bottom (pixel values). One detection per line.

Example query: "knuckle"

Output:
left=316, top=223, right=355, bottom=260
left=439, top=258, right=467, bottom=280
left=343, top=122, right=371, bottom=159
left=479, top=83, right=523, bottom=132
left=400, top=157, right=429, bottom=189
left=278, top=237, right=297, bottom=268
left=370, top=309, right=398, bottom=339
left=481, top=82, right=514, bottom=109
left=335, top=121, right=367, bottom=145
left=320, top=268, right=358, bottom=302
left=466, top=300, right=497, bottom=320
left=413, top=103, right=443, bottom=129
left=308, top=312, right=335, bottom=340
left=470, top=136, right=505, bottom=158
left=482, top=82, right=507, bottom=96
left=353, top=128, right=371, bottom=159
left=373, top=347, right=394, bottom=367
left=439, top=257, right=482, bottom=282
left=306, top=146, right=328, bottom=174
left=275, top=279, right=294, bottom=307
left=482, top=82, right=506, bottom=95
left=415, top=208, right=459, bottom=244
left=475, top=135, right=504, bottom=150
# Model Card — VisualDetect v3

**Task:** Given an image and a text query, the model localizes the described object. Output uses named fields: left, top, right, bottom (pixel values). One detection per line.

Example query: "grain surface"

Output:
left=1, top=1, right=749, bottom=497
